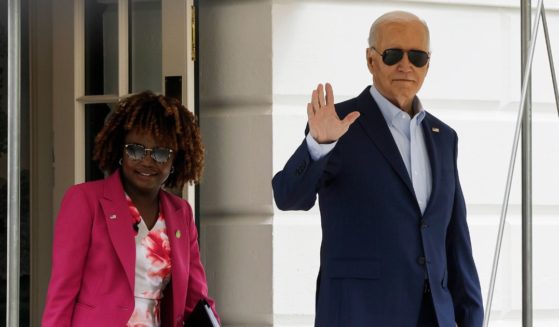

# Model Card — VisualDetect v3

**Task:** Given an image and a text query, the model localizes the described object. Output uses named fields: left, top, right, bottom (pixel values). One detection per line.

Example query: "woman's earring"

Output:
left=170, top=166, right=175, bottom=174
left=119, top=158, right=123, bottom=166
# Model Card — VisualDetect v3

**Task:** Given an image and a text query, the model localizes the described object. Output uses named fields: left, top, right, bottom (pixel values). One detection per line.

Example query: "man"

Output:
left=272, top=11, right=483, bottom=327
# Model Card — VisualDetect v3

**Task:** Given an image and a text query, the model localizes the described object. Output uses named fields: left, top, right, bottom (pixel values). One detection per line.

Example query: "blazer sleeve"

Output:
left=272, top=137, right=333, bottom=211
left=446, top=133, right=484, bottom=327
left=183, top=202, right=220, bottom=324
left=42, top=186, right=93, bottom=327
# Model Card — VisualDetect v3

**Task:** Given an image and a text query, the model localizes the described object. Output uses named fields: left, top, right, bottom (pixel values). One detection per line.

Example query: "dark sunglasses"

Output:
left=124, top=144, right=174, bottom=164
left=371, top=47, right=430, bottom=68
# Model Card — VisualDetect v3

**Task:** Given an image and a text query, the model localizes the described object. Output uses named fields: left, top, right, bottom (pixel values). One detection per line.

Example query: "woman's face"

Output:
left=121, top=129, right=175, bottom=196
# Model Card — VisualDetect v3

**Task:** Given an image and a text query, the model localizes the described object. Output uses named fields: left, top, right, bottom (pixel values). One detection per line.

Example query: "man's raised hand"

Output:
left=307, top=83, right=360, bottom=144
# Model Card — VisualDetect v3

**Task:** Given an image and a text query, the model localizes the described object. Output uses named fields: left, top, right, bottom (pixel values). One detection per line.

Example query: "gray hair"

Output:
left=368, top=11, right=430, bottom=50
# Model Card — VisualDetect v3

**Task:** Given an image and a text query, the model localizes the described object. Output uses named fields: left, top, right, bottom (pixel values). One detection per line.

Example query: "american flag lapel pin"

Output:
left=432, top=127, right=440, bottom=133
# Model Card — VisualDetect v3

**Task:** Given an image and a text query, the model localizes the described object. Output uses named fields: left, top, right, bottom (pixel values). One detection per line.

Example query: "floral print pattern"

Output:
left=125, top=196, right=172, bottom=327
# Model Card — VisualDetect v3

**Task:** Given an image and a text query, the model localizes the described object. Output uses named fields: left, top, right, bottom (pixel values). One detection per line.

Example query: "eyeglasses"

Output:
left=124, top=144, right=174, bottom=164
left=371, top=47, right=430, bottom=68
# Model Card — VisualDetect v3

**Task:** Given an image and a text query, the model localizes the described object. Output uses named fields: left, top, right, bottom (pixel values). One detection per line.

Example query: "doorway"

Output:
left=25, top=0, right=197, bottom=325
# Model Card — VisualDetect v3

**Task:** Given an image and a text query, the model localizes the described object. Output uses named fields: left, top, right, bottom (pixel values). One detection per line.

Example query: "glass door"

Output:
left=77, top=0, right=196, bottom=204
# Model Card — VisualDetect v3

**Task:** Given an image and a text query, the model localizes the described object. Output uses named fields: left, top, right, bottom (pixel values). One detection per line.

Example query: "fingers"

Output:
left=311, top=88, right=320, bottom=112
left=325, top=83, right=335, bottom=106
left=317, top=84, right=326, bottom=108
left=307, top=103, right=314, bottom=119
left=342, top=111, right=361, bottom=126
left=310, top=83, right=332, bottom=113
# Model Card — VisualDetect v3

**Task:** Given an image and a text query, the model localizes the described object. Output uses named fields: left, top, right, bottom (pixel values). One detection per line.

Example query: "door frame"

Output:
left=30, top=0, right=197, bottom=325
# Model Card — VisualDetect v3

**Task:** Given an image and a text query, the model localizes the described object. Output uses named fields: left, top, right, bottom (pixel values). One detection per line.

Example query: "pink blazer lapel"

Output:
left=160, top=191, right=190, bottom=320
left=99, top=171, right=136, bottom=294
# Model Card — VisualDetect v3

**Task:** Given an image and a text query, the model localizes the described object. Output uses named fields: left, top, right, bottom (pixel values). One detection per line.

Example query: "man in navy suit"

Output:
left=272, top=11, right=483, bottom=327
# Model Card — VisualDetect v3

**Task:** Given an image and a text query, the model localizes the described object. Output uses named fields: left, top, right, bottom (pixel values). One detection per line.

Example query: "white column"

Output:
left=199, top=1, right=273, bottom=326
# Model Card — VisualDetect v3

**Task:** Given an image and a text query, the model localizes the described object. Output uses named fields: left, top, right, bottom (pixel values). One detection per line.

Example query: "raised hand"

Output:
left=307, top=83, right=360, bottom=144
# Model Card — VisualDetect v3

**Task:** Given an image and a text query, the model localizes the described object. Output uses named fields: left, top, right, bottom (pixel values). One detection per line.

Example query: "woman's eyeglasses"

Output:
left=371, top=47, right=430, bottom=68
left=124, top=144, right=174, bottom=164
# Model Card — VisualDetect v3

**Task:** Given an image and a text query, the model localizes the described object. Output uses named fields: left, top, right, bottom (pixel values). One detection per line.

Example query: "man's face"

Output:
left=367, top=20, right=430, bottom=111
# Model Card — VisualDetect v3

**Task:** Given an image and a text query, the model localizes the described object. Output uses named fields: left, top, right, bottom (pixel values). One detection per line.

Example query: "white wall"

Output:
left=272, top=1, right=559, bottom=326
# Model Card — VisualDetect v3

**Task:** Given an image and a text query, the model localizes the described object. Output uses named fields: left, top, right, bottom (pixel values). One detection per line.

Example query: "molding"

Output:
left=201, top=102, right=273, bottom=117
left=201, top=213, right=273, bottom=225
left=76, top=94, right=120, bottom=104
left=118, top=0, right=128, bottom=96
left=74, top=0, right=85, bottom=183
left=271, top=0, right=559, bottom=11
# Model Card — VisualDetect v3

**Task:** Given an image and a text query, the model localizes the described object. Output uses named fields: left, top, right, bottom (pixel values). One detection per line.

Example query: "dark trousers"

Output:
left=417, top=281, right=438, bottom=327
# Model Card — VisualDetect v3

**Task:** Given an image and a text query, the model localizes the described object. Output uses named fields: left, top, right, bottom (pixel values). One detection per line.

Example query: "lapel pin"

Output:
left=109, top=214, right=117, bottom=220
left=432, top=127, right=440, bottom=133
left=175, top=230, right=182, bottom=239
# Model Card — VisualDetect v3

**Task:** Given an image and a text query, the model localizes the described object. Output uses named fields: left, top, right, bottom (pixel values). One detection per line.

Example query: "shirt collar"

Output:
left=369, top=85, right=426, bottom=125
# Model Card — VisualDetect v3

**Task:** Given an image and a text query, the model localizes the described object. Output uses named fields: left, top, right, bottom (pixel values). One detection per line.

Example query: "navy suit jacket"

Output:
left=272, top=87, right=483, bottom=327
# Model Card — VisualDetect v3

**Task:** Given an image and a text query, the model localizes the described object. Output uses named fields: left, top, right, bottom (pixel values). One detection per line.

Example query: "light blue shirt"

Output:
left=305, top=86, right=432, bottom=213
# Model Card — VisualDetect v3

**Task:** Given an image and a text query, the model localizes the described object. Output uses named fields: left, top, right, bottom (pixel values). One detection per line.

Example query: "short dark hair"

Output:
left=93, top=91, right=204, bottom=189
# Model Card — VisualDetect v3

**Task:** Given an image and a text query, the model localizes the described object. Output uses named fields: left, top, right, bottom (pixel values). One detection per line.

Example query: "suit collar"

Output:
left=100, top=171, right=190, bottom=312
left=356, top=87, right=447, bottom=216
left=421, top=114, right=441, bottom=216
left=356, top=86, right=416, bottom=198
left=160, top=190, right=190, bottom=319
left=369, top=85, right=426, bottom=126
left=100, top=170, right=136, bottom=293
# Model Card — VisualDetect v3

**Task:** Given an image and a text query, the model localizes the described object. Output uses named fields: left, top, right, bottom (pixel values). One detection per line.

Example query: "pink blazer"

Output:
left=42, top=171, right=218, bottom=327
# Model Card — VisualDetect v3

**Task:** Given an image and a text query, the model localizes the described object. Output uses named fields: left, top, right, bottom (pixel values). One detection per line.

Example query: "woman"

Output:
left=42, top=91, right=219, bottom=326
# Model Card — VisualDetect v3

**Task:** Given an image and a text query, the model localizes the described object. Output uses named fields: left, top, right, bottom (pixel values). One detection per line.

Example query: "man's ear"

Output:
left=366, top=48, right=374, bottom=74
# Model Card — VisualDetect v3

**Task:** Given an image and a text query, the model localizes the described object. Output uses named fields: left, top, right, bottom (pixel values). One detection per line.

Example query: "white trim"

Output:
left=162, top=0, right=188, bottom=93
left=278, top=0, right=559, bottom=11
left=77, top=94, right=121, bottom=104
left=118, top=0, right=129, bottom=96
left=74, top=0, right=85, bottom=183
left=186, top=0, right=196, bottom=208
left=186, top=0, right=195, bottom=112
left=162, top=0, right=195, bottom=203
left=399, top=0, right=559, bottom=10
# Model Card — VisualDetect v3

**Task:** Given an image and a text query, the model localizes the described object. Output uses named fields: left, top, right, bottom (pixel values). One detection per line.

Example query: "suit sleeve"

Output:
left=446, top=133, right=484, bottom=327
left=42, top=186, right=93, bottom=327
left=272, top=137, right=333, bottom=211
left=183, top=202, right=220, bottom=324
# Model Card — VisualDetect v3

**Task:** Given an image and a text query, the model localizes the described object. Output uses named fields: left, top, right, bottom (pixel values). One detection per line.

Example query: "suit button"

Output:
left=295, top=161, right=307, bottom=175
left=419, top=219, right=428, bottom=229
left=417, top=256, right=427, bottom=265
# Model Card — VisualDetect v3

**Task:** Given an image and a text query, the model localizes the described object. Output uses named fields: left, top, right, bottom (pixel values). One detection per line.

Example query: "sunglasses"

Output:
left=371, top=47, right=430, bottom=68
left=124, top=144, right=174, bottom=164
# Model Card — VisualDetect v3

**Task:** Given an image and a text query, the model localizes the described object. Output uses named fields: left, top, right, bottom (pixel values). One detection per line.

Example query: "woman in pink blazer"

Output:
left=42, top=91, right=218, bottom=327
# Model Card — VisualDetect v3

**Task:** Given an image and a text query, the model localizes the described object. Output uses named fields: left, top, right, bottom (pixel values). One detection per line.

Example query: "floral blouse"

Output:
left=125, top=195, right=172, bottom=327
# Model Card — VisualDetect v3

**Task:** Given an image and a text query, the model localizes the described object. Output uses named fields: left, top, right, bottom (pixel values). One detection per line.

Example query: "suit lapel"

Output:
left=99, top=171, right=136, bottom=294
left=355, top=87, right=415, bottom=197
left=421, top=114, right=440, bottom=215
left=160, top=192, right=189, bottom=320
